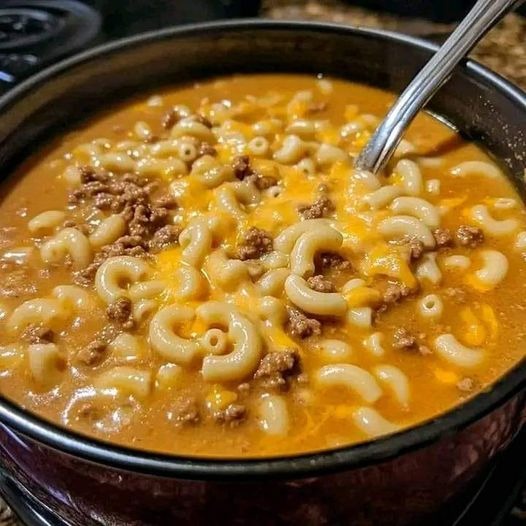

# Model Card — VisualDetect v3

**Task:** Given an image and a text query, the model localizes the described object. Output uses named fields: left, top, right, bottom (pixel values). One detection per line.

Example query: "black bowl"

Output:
left=0, top=20, right=524, bottom=525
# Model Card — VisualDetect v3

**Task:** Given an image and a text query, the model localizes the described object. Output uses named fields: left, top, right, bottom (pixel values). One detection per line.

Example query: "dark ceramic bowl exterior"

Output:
left=0, top=21, right=524, bottom=526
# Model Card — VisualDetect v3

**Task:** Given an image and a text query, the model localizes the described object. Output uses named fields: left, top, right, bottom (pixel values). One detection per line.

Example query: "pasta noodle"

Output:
left=258, top=394, right=289, bottom=436
left=8, top=299, right=69, bottom=332
left=434, top=334, right=484, bottom=368
left=389, top=197, right=440, bottom=228
left=373, top=365, right=410, bottom=407
left=290, top=225, right=342, bottom=277
left=362, top=186, right=402, bottom=209
left=273, top=135, right=307, bottom=164
left=28, top=343, right=65, bottom=387
left=417, top=294, right=443, bottom=320
left=363, top=332, right=385, bottom=357
left=0, top=73, right=522, bottom=458
left=378, top=215, right=435, bottom=247
left=450, top=160, right=500, bottom=179
left=285, top=274, right=347, bottom=316
left=109, top=333, right=145, bottom=363
left=95, top=256, right=151, bottom=304
left=191, top=155, right=234, bottom=188
left=470, top=250, right=509, bottom=290
left=416, top=253, right=442, bottom=284
left=94, top=366, right=152, bottom=400
left=316, top=143, right=347, bottom=166
left=149, top=305, right=200, bottom=365
left=28, top=210, right=65, bottom=234
left=206, top=250, right=250, bottom=290
left=352, top=407, right=399, bottom=437
left=89, top=215, right=127, bottom=248
left=316, top=364, right=383, bottom=403
left=443, top=255, right=471, bottom=270
left=52, top=285, right=93, bottom=310
left=317, top=339, right=353, bottom=363
left=171, top=266, right=207, bottom=300
left=40, top=227, right=92, bottom=269
left=256, top=268, right=290, bottom=297
left=197, top=302, right=263, bottom=382
left=395, top=159, right=423, bottom=196
left=470, top=204, right=519, bottom=236
left=257, top=296, right=288, bottom=328
left=155, top=363, right=183, bottom=391
left=346, top=307, right=373, bottom=329
left=274, top=219, right=331, bottom=254
left=179, top=218, right=214, bottom=267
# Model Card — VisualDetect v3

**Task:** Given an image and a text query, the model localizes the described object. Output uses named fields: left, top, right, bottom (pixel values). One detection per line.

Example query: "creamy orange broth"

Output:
left=0, top=74, right=524, bottom=457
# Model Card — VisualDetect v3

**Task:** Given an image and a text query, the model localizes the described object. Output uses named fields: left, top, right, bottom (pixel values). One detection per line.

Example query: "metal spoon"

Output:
left=354, top=0, right=524, bottom=175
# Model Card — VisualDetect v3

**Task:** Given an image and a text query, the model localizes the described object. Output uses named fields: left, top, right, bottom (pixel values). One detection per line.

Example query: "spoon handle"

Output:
left=354, top=0, right=523, bottom=175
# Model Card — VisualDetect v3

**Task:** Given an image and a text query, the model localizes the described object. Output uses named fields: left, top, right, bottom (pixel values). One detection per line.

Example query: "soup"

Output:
left=0, top=74, right=524, bottom=457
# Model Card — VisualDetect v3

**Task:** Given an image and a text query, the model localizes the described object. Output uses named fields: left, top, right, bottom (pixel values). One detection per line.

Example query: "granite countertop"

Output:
left=263, top=0, right=526, bottom=89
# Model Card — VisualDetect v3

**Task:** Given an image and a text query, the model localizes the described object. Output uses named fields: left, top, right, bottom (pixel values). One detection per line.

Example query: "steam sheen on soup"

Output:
left=0, top=74, right=524, bottom=457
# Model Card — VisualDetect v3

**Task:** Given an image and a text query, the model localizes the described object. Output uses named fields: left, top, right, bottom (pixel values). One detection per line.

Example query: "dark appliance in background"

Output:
left=0, top=2, right=524, bottom=526
left=0, top=0, right=261, bottom=91
left=86, top=0, right=260, bottom=38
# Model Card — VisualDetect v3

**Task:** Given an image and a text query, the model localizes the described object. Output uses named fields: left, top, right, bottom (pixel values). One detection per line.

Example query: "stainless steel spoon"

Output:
left=354, top=0, right=524, bottom=175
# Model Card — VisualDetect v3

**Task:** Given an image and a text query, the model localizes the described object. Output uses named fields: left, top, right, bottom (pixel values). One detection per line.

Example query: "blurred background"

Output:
left=0, top=0, right=524, bottom=90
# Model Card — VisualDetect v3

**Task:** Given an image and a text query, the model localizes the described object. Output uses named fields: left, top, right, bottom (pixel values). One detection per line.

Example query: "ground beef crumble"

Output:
left=62, top=220, right=92, bottom=236
left=69, top=166, right=179, bottom=284
left=456, top=225, right=485, bottom=247
left=106, top=297, right=134, bottom=329
left=197, top=142, right=217, bottom=158
left=236, top=227, right=273, bottom=260
left=161, top=108, right=184, bottom=129
left=76, top=340, right=107, bottom=366
left=232, top=155, right=254, bottom=180
left=457, top=377, right=475, bottom=392
left=213, top=403, right=246, bottom=426
left=433, top=228, right=453, bottom=248
left=298, top=195, right=335, bottom=220
left=383, top=282, right=411, bottom=304
left=443, top=287, right=468, bottom=303
left=307, top=275, right=336, bottom=293
left=74, top=235, right=148, bottom=286
left=76, top=401, right=103, bottom=422
left=376, top=282, right=413, bottom=313
left=318, top=252, right=352, bottom=272
left=286, top=306, right=321, bottom=339
left=392, top=328, right=431, bottom=355
left=407, top=238, right=425, bottom=260
left=70, top=168, right=175, bottom=241
left=148, top=224, right=181, bottom=252
left=21, top=324, right=54, bottom=344
left=171, top=396, right=200, bottom=425
left=237, top=382, right=250, bottom=394
left=153, top=195, right=178, bottom=209
left=392, top=328, right=417, bottom=349
left=79, top=165, right=109, bottom=184
left=254, top=349, right=300, bottom=389
left=254, top=174, right=278, bottom=190
left=125, top=203, right=170, bottom=238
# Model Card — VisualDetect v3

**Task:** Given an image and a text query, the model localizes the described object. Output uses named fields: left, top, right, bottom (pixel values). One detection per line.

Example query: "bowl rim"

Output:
left=0, top=18, right=524, bottom=480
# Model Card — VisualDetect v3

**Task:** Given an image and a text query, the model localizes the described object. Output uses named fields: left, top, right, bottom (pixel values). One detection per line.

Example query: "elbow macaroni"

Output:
left=0, top=73, right=522, bottom=458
